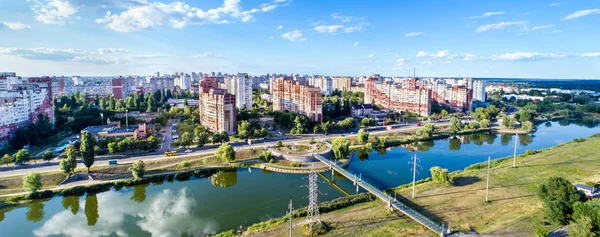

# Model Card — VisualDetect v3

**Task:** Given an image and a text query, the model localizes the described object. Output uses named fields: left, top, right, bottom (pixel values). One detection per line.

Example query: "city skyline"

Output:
left=0, top=0, right=599, bottom=78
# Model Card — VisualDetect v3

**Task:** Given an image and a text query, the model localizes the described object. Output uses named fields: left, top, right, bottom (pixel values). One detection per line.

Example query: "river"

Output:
left=0, top=120, right=598, bottom=236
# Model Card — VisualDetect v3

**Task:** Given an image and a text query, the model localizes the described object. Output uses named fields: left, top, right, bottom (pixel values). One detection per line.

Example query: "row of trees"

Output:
left=106, top=136, right=160, bottom=154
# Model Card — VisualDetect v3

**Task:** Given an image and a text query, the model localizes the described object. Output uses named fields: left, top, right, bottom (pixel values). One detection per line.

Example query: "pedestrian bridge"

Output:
left=313, top=154, right=449, bottom=236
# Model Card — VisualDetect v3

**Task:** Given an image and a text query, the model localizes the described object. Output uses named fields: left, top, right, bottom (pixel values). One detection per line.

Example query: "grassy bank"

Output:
left=222, top=133, right=600, bottom=236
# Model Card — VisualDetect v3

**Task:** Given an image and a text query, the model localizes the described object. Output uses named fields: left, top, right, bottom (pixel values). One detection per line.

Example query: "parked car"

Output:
left=416, top=123, right=422, bottom=126
left=184, top=149, right=192, bottom=153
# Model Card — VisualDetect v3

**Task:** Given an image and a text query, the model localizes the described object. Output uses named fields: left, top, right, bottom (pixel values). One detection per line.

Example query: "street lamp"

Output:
left=126, top=109, right=129, bottom=128
left=100, top=113, right=104, bottom=126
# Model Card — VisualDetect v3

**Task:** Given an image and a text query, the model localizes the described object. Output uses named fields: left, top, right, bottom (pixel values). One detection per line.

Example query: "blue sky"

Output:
left=0, top=0, right=599, bottom=78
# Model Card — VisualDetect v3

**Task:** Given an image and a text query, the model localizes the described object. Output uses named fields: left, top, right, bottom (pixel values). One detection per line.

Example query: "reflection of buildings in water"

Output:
left=210, top=171, right=238, bottom=188
left=403, top=140, right=435, bottom=152
left=459, top=135, right=469, bottom=144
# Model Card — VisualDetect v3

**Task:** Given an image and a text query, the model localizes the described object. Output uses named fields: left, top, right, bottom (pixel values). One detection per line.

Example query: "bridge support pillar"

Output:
left=356, top=184, right=359, bottom=194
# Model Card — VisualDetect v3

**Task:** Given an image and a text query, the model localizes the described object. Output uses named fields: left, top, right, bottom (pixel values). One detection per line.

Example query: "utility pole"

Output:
left=288, top=194, right=293, bottom=237
left=305, top=165, right=321, bottom=232
left=512, top=133, right=518, bottom=168
left=486, top=156, right=491, bottom=202
left=409, top=154, right=421, bottom=198
left=126, top=109, right=129, bottom=128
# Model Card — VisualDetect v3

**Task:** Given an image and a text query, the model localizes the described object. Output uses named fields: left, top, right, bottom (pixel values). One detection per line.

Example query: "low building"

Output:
left=576, top=184, right=599, bottom=198
left=167, top=98, right=199, bottom=108
left=368, top=110, right=388, bottom=125
left=82, top=121, right=148, bottom=140
left=351, top=104, right=374, bottom=118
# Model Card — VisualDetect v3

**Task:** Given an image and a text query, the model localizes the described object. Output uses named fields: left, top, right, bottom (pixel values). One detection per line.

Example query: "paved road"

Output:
left=0, top=121, right=451, bottom=177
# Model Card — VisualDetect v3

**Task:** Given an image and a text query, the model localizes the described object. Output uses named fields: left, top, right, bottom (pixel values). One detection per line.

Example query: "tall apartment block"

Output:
left=272, top=77, right=323, bottom=123
left=430, top=80, right=474, bottom=113
left=0, top=74, right=53, bottom=147
left=198, top=77, right=237, bottom=134
left=331, top=77, right=352, bottom=92
left=365, top=76, right=431, bottom=116
left=468, top=79, right=486, bottom=102
left=308, top=76, right=332, bottom=96
left=224, top=73, right=252, bottom=109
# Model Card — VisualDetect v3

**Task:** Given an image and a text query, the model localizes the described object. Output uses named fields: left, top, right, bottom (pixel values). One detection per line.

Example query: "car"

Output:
left=416, top=123, right=422, bottom=126
left=184, top=149, right=192, bottom=153
left=350, top=132, right=354, bottom=135
left=178, top=146, right=184, bottom=149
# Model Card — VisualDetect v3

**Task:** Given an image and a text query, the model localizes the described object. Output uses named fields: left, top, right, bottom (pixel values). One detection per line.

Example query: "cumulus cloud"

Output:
left=416, top=51, right=428, bottom=57
left=313, top=23, right=364, bottom=34
left=30, top=0, right=77, bottom=24
left=531, top=25, right=554, bottom=30
left=549, top=2, right=561, bottom=7
left=353, top=41, right=358, bottom=46
left=469, top=12, right=505, bottom=19
left=464, top=54, right=476, bottom=61
left=563, top=9, right=600, bottom=20
left=404, top=32, right=424, bottom=37
left=277, top=25, right=283, bottom=30
left=97, top=48, right=128, bottom=54
left=0, top=46, right=163, bottom=64
left=1, top=22, right=32, bottom=30
left=313, top=13, right=366, bottom=34
left=581, top=52, right=600, bottom=57
left=476, top=21, right=527, bottom=33
left=281, top=30, right=306, bottom=41
left=93, top=0, right=287, bottom=32
left=193, top=52, right=227, bottom=59
left=367, top=54, right=374, bottom=59
left=491, top=52, right=568, bottom=61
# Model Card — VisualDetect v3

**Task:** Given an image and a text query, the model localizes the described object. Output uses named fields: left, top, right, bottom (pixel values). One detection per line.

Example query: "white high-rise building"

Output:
left=471, top=80, right=486, bottom=102
left=176, top=74, right=192, bottom=90
left=225, top=73, right=253, bottom=109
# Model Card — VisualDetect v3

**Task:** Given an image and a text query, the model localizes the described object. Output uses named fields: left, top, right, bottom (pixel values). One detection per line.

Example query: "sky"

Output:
left=0, top=0, right=599, bottom=78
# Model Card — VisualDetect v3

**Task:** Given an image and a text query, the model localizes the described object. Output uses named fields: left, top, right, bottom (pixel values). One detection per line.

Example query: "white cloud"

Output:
left=476, top=21, right=527, bottom=33
left=491, top=52, right=568, bottom=61
left=552, top=30, right=562, bottom=33
left=434, top=50, right=450, bottom=58
left=353, top=41, right=358, bottom=46
left=523, top=12, right=531, bottom=16
left=549, top=2, right=561, bottom=7
left=0, top=47, right=84, bottom=61
left=30, top=0, right=77, bottom=24
left=331, top=13, right=358, bottom=23
left=314, top=23, right=364, bottom=34
left=404, top=32, right=424, bottom=37
left=281, top=30, right=306, bottom=41
left=1, top=22, right=32, bottom=30
left=193, top=52, right=227, bottom=59
left=367, top=54, right=374, bottom=58
left=94, top=0, right=287, bottom=32
left=97, top=48, right=128, bottom=54
left=563, top=9, right=600, bottom=20
left=469, top=12, right=505, bottom=19
left=464, top=54, right=476, bottom=61
left=277, top=25, right=283, bottom=30
left=421, top=61, right=432, bottom=65
left=531, top=25, right=554, bottom=30
left=581, top=52, right=600, bottom=57
left=416, top=51, right=428, bottom=57
left=396, top=57, right=406, bottom=62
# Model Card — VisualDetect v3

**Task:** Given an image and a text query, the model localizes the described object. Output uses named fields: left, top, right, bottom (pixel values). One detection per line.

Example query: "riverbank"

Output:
left=214, top=133, right=600, bottom=236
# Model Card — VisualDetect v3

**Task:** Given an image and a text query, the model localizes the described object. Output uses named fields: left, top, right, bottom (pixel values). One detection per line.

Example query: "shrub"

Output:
left=525, top=150, right=541, bottom=156
left=534, top=226, right=549, bottom=237
left=179, top=161, right=191, bottom=170
left=290, top=162, right=302, bottom=167
left=129, top=160, right=145, bottom=179
left=430, top=166, right=453, bottom=185
left=23, top=172, right=42, bottom=193
left=573, top=138, right=586, bottom=143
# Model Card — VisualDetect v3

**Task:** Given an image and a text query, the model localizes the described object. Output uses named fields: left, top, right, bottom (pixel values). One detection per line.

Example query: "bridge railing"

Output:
left=313, top=154, right=446, bottom=234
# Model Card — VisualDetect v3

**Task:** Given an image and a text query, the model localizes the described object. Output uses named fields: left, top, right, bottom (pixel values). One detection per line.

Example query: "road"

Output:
left=0, top=120, right=451, bottom=177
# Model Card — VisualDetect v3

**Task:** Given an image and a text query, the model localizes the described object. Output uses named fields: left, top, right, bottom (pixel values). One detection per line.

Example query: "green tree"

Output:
left=468, top=121, right=480, bottom=130
left=430, top=166, right=453, bottom=185
left=107, top=142, right=118, bottom=154
left=480, top=119, right=490, bottom=129
left=331, top=137, right=350, bottom=160
left=147, top=136, right=160, bottom=150
left=440, top=109, right=449, bottom=118
left=13, top=149, right=30, bottom=165
left=41, top=151, right=54, bottom=162
left=65, top=145, right=78, bottom=173
left=450, top=117, right=462, bottom=135
left=237, top=120, right=252, bottom=139
left=181, top=132, right=194, bottom=148
left=23, top=172, right=42, bottom=193
left=361, top=118, right=375, bottom=128
left=357, top=129, right=369, bottom=144
left=322, top=121, right=331, bottom=135
left=60, top=158, right=73, bottom=176
left=277, top=140, right=283, bottom=147
left=522, top=121, right=534, bottom=132
left=313, top=124, right=321, bottom=134
left=294, top=116, right=306, bottom=134
left=80, top=131, right=96, bottom=173
left=416, top=123, right=436, bottom=139
left=1, top=154, right=13, bottom=167
left=179, top=161, right=191, bottom=170
left=216, top=143, right=235, bottom=163
left=519, top=109, right=533, bottom=123
left=129, top=160, right=145, bottom=179
left=502, top=115, right=512, bottom=128
left=569, top=216, right=596, bottom=237
left=537, top=177, right=582, bottom=225
left=195, top=131, right=209, bottom=146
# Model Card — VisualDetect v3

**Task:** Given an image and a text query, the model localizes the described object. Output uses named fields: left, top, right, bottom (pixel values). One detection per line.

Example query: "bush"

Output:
left=277, top=140, right=283, bottom=147
left=534, top=226, right=549, bottom=237
left=290, top=162, right=302, bottom=167
left=23, top=172, right=42, bottom=193
left=537, top=177, right=583, bottom=225
left=179, top=161, right=191, bottom=170
left=430, top=166, right=453, bottom=185
left=525, top=150, right=541, bottom=156
left=574, top=138, right=586, bottom=143
left=129, top=160, right=145, bottom=179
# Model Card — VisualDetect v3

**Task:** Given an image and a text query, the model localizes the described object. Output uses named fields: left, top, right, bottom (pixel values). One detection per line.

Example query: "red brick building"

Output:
left=272, top=77, right=323, bottom=123
left=198, top=77, right=237, bottom=134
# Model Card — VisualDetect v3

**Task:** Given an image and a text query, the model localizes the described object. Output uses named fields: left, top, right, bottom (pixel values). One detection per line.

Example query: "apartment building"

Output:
left=428, top=80, right=473, bottom=113
left=308, top=75, right=332, bottom=96
left=272, top=77, right=323, bottom=123
left=365, top=76, right=431, bottom=116
left=331, top=77, right=352, bottom=92
left=0, top=74, right=54, bottom=146
left=224, top=73, right=253, bottom=109
left=198, top=77, right=237, bottom=134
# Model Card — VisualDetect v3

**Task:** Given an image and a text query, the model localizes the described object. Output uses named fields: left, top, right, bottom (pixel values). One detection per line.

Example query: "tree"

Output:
left=294, top=116, right=306, bottom=134
left=468, top=121, right=480, bottom=130
left=1, top=154, right=13, bottom=167
left=60, top=158, right=73, bottom=176
left=313, top=125, right=321, bottom=134
left=522, top=121, right=534, bottom=132
left=129, top=160, right=145, bottom=179
left=440, top=109, right=449, bottom=118
left=147, top=136, right=160, bottom=150
left=107, top=142, right=118, bottom=154
left=331, top=137, right=350, bottom=160
left=181, top=132, right=194, bottom=148
left=569, top=216, right=596, bottom=237
left=65, top=145, right=77, bottom=173
left=518, top=109, right=533, bottom=123
left=80, top=131, right=96, bottom=173
left=357, top=129, right=369, bottom=144
left=41, top=151, right=54, bottom=162
left=277, top=140, right=283, bottom=147
left=23, top=172, right=42, bottom=193
left=13, top=149, right=30, bottom=165
left=416, top=123, right=436, bottom=139
left=537, top=177, right=582, bottom=225
left=480, top=119, right=490, bottom=129
left=450, top=117, right=462, bottom=135
left=502, top=115, right=512, bottom=128
left=430, top=166, right=453, bottom=185
left=179, top=161, right=191, bottom=170
left=195, top=131, right=209, bottom=146
left=322, top=121, right=331, bottom=135
left=237, top=120, right=252, bottom=139
left=216, top=143, right=235, bottom=163
left=361, top=118, right=376, bottom=128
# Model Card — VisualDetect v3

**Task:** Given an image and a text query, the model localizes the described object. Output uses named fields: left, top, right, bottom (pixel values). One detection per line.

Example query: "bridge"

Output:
left=313, top=154, right=449, bottom=236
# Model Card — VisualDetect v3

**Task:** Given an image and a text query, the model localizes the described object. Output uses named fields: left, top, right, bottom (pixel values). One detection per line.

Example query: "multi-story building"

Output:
left=272, top=77, right=323, bottom=122
left=147, top=76, right=175, bottom=92
left=331, top=77, right=352, bottom=92
left=224, top=73, right=253, bottom=109
left=198, top=77, right=237, bottom=134
left=175, top=74, right=192, bottom=90
left=469, top=79, right=486, bottom=102
left=308, top=75, right=332, bottom=96
left=0, top=74, right=54, bottom=146
left=365, top=76, right=431, bottom=116
left=428, top=79, right=473, bottom=113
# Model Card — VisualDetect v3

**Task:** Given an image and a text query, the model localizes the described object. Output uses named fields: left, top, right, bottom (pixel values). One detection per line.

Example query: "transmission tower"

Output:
left=305, top=165, right=321, bottom=232
left=408, top=154, right=422, bottom=198
left=288, top=194, right=293, bottom=237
